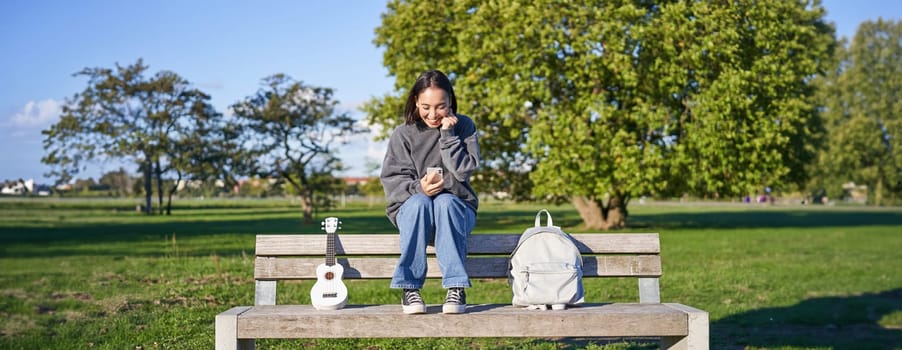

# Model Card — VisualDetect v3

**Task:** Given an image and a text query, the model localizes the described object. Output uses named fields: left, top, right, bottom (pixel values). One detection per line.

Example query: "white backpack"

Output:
left=508, top=209, right=585, bottom=310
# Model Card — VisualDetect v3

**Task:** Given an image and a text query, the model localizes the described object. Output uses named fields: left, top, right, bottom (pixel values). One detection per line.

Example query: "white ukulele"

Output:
left=311, top=217, right=348, bottom=310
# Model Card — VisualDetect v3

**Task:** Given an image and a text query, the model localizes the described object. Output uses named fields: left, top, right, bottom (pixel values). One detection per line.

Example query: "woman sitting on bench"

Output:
left=379, top=69, right=481, bottom=315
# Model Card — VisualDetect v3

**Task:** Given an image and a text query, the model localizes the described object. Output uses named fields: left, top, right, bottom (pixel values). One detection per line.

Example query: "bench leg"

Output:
left=216, top=306, right=255, bottom=350
left=662, top=303, right=709, bottom=350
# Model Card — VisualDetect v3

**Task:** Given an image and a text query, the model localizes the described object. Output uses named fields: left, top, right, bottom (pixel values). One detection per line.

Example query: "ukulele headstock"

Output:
left=322, top=217, right=341, bottom=234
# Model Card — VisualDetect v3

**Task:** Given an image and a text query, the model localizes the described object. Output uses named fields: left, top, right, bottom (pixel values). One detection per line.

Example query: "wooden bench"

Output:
left=216, top=233, right=709, bottom=349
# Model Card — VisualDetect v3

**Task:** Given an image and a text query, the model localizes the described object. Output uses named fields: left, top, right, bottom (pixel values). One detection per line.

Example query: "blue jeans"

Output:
left=390, top=193, right=475, bottom=289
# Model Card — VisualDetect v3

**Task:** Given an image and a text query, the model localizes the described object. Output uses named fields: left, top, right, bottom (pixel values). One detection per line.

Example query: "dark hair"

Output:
left=403, top=70, right=457, bottom=125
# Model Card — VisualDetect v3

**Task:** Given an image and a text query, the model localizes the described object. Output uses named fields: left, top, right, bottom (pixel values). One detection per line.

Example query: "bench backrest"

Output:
left=253, top=233, right=663, bottom=305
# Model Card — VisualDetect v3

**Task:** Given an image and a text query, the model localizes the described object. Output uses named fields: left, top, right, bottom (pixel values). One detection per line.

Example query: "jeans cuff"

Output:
left=390, top=284, right=423, bottom=290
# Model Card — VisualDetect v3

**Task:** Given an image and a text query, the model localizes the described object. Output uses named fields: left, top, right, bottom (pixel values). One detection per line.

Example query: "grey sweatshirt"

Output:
left=380, top=114, right=480, bottom=227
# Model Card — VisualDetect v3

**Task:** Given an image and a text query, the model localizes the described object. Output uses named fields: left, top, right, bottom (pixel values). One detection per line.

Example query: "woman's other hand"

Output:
left=420, top=171, right=444, bottom=196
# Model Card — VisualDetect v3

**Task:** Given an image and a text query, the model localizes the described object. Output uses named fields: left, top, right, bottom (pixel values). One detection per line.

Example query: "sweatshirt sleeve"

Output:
left=440, top=116, right=480, bottom=182
left=380, top=129, right=422, bottom=206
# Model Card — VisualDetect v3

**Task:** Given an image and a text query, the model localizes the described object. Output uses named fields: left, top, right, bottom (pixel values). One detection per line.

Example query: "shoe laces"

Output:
left=445, top=288, right=465, bottom=304
left=403, top=289, right=423, bottom=304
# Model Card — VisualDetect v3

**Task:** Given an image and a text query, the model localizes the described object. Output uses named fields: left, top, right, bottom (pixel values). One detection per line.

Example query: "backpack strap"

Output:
left=534, top=209, right=553, bottom=227
left=513, top=209, right=562, bottom=259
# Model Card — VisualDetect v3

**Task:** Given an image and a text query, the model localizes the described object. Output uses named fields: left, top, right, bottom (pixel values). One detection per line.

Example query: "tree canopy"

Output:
left=42, top=59, right=219, bottom=214
left=365, top=0, right=835, bottom=228
left=231, top=74, right=365, bottom=223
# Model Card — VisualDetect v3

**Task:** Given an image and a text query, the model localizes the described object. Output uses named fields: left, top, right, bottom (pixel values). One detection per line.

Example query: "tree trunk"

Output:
left=166, top=171, right=182, bottom=216
left=571, top=195, right=628, bottom=230
left=875, top=177, right=883, bottom=206
left=155, top=160, right=164, bottom=215
left=284, top=172, right=314, bottom=224
left=143, top=160, right=153, bottom=215
left=301, top=189, right=314, bottom=224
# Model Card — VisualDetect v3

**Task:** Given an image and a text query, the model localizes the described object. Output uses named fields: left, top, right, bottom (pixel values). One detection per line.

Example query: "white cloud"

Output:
left=333, top=117, right=388, bottom=176
left=353, top=118, right=388, bottom=164
left=7, top=99, right=61, bottom=128
left=366, top=141, right=387, bottom=162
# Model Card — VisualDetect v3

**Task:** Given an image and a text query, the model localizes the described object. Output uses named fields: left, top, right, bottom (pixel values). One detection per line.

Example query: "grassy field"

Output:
left=0, top=197, right=900, bottom=349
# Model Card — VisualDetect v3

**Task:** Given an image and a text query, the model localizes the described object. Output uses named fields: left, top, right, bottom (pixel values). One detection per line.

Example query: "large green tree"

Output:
left=812, top=19, right=902, bottom=205
left=231, top=74, right=365, bottom=223
left=42, top=59, right=219, bottom=214
left=366, top=0, right=834, bottom=228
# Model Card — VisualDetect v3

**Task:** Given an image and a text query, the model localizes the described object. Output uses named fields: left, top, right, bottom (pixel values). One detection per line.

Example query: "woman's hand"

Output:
left=420, top=171, right=444, bottom=196
left=441, top=111, right=458, bottom=130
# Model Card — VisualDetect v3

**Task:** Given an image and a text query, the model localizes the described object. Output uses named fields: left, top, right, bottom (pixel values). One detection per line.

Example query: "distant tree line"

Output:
left=47, top=169, right=382, bottom=204
left=42, top=60, right=364, bottom=222
left=808, top=19, right=902, bottom=207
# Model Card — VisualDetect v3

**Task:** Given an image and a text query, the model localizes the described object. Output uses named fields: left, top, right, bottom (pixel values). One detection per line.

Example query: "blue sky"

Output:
left=1, top=0, right=899, bottom=183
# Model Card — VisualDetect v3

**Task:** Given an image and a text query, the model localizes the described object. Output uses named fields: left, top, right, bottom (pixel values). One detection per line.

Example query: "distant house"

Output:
left=34, top=184, right=52, bottom=196
left=343, top=177, right=372, bottom=186
left=1, top=179, right=34, bottom=195
left=0, top=185, right=21, bottom=195
left=176, top=179, right=205, bottom=192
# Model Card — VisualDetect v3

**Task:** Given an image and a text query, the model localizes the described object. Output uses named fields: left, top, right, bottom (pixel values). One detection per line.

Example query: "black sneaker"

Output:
left=402, top=289, right=426, bottom=314
left=442, top=288, right=466, bottom=314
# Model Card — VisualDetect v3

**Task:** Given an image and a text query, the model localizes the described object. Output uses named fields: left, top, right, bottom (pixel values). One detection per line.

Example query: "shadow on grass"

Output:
left=0, top=210, right=545, bottom=258
left=713, top=289, right=902, bottom=349
left=627, top=209, right=902, bottom=230
left=475, top=206, right=902, bottom=231
left=2, top=206, right=901, bottom=258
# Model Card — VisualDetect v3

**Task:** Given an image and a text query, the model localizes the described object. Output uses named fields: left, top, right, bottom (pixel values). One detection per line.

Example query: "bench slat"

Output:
left=255, top=233, right=660, bottom=256
left=254, top=255, right=662, bottom=279
left=235, top=303, right=688, bottom=338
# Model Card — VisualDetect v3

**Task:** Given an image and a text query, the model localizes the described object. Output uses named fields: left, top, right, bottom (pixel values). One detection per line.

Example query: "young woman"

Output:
left=380, top=70, right=480, bottom=314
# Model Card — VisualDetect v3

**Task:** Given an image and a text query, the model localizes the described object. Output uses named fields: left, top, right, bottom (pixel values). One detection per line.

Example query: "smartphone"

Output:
left=427, top=167, right=443, bottom=176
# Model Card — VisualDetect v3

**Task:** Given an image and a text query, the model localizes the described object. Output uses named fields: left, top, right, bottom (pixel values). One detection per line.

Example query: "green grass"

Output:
left=0, top=197, right=900, bottom=349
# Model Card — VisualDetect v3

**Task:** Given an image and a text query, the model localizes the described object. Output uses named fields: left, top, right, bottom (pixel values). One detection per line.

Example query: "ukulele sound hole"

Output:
left=325, top=272, right=334, bottom=280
